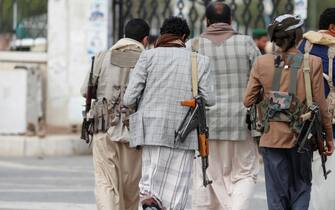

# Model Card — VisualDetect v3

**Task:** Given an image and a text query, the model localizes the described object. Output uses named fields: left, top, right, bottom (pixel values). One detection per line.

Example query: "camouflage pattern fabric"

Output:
left=269, top=91, right=293, bottom=109
left=90, top=89, right=135, bottom=134
left=258, top=91, right=307, bottom=134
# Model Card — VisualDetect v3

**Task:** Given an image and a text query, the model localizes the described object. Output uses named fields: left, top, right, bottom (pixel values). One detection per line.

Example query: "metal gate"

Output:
left=112, top=0, right=296, bottom=41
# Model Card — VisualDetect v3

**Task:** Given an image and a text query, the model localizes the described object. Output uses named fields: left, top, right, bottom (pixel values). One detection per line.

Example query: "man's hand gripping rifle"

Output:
left=297, top=104, right=331, bottom=179
left=81, top=56, right=96, bottom=144
left=175, top=95, right=212, bottom=187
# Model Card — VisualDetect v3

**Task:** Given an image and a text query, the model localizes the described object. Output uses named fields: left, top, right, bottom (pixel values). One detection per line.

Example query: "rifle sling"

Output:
left=327, top=47, right=335, bottom=88
left=191, top=37, right=200, bottom=53
left=303, top=53, right=313, bottom=107
left=191, top=52, right=198, bottom=97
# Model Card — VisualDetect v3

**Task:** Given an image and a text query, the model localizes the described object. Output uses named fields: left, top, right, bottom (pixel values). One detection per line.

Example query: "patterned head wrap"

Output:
left=268, top=14, right=304, bottom=51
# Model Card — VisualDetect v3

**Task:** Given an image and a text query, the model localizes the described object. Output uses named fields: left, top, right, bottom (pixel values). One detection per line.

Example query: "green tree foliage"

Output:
left=0, top=0, right=47, bottom=33
left=0, top=0, right=13, bottom=32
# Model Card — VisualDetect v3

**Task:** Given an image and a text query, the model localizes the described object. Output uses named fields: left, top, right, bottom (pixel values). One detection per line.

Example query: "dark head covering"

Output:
left=268, top=14, right=304, bottom=51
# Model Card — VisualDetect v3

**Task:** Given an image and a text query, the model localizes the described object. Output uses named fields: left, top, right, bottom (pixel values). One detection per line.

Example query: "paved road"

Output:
left=0, top=156, right=267, bottom=210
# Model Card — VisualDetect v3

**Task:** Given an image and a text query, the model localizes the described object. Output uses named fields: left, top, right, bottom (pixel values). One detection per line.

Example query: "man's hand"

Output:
left=324, top=140, right=334, bottom=156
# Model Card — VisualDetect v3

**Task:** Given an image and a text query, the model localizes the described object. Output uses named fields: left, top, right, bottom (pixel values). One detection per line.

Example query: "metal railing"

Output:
left=112, top=0, right=298, bottom=41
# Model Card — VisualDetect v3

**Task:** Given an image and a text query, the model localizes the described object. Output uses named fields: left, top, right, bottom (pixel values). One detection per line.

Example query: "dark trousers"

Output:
left=260, top=146, right=313, bottom=210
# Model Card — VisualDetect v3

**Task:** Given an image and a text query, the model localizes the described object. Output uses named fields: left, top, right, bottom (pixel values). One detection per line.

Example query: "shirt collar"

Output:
left=111, top=38, right=144, bottom=51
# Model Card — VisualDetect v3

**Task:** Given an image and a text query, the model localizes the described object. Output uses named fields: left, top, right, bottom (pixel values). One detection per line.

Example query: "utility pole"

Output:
left=309, top=0, right=317, bottom=29
left=13, top=0, right=17, bottom=32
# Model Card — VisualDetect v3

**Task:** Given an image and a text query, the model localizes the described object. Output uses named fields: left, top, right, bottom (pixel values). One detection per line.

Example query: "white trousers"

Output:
left=192, top=137, right=259, bottom=210
left=310, top=152, right=335, bottom=210
left=140, top=146, right=194, bottom=210
left=93, top=133, right=142, bottom=210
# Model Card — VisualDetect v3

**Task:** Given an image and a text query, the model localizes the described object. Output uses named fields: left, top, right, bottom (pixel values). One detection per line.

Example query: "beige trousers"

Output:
left=192, top=137, right=259, bottom=210
left=93, top=133, right=142, bottom=210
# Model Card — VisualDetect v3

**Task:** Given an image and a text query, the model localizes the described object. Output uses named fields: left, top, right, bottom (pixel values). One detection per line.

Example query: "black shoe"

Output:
left=142, top=198, right=162, bottom=210
left=142, top=204, right=160, bottom=210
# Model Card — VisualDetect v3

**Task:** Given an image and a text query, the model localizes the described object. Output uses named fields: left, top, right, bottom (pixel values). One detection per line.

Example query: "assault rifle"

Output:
left=297, top=104, right=331, bottom=179
left=248, top=104, right=262, bottom=142
left=81, top=56, right=97, bottom=144
left=246, top=89, right=263, bottom=142
left=175, top=95, right=212, bottom=187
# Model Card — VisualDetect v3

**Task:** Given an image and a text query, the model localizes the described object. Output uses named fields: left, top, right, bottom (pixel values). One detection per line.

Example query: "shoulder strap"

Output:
left=327, top=46, right=335, bottom=88
left=303, top=52, right=313, bottom=107
left=192, top=37, right=200, bottom=53
left=272, top=55, right=283, bottom=91
left=289, top=54, right=303, bottom=94
left=272, top=54, right=303, bottom=95
left=191, top=52, right=198, bottom=97
left=304, top=40, right=313, bottom=54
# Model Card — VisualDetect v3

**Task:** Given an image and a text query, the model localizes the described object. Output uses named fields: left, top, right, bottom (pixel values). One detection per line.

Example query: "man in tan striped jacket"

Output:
left=187, top=2, right=260, bottom=210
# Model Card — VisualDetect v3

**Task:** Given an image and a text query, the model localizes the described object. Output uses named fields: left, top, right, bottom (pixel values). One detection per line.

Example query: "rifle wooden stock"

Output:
left=181, top=99, right=196, bottom=108
left=198, top=133, right=209, bottom=157
left=176, top=96, right=212, bottom=187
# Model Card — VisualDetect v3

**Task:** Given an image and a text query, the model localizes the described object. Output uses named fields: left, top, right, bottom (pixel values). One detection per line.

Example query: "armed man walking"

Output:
left=124, top=16, right=214, bottom=210
left=187, top=2, right=260, bottom=210
left=80, top=19, right=150, bottom=210
left=244, top=14, right=334, bottom=210
left=298, top=8, right=335, bottom=209
left=299, top=8, right=335, bottom=136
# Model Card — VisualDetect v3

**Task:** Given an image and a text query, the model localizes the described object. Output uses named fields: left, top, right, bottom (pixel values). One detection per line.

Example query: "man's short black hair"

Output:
left=160, top=16, right=190, bottom=39
left=125, top=18, right=150, bottom=42
left=206, top=1, right=231, bottom=25
left=319, top=8, right=335, bottom=30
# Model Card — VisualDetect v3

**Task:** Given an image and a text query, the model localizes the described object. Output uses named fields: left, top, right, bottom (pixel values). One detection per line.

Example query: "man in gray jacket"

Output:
left=81, top=19, right=149, bottom=210
left=187, top=2, right=260, bottom=210
left=124, top=17, right=214, bottom=210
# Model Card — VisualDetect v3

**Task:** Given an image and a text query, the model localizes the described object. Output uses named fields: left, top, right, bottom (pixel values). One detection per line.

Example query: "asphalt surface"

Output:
left=0, top=156, right=268, bottom=210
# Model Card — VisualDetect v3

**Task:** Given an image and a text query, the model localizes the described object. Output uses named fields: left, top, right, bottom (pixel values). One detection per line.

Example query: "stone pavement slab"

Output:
left=0, top=156, right=270, bottom=210
left=0, top=156, right=95, bottom=210
left=0, top=135, right=91, bottom=157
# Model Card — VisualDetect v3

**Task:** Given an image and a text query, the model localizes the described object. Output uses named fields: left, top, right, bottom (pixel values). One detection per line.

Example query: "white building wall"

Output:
left=47, top=0, right=70, bottom=127
left=47, top=0, right=108, bottom=127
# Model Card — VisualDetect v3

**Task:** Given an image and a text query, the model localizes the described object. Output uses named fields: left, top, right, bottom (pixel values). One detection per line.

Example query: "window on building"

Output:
left=0, top=0, right=47, bottom=52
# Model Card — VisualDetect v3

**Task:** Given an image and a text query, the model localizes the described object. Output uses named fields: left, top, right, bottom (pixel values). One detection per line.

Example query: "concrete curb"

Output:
left=0, top=135, right=92, bottom=157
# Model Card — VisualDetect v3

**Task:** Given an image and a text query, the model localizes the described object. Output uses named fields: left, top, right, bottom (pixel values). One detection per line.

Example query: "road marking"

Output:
left=0, top=201, right=96, bottom=210
left=0, top=160, right=92, bottom=174
left=0, top=177, right=93, bottom=181
left=0, top=188, right=93, bottom=193
left=0, top=182, right=94, bottom=190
